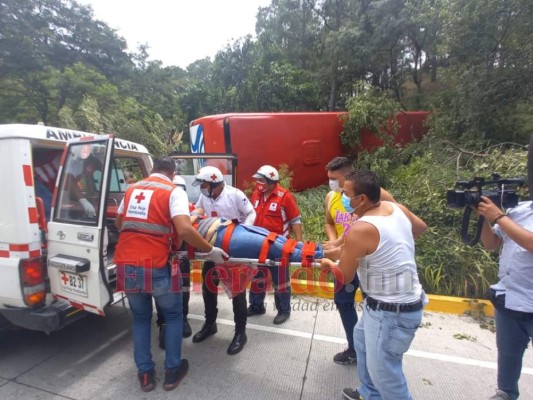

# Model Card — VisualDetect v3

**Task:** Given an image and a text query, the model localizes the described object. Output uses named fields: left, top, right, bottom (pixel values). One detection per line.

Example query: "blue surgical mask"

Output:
left=200, top=187, right=211, bottom=198
left=341, top=193, right=355, bottom=213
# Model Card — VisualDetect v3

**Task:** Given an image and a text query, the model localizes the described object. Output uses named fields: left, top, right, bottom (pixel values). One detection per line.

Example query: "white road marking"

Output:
left=188, top=314, right=533, bottom=375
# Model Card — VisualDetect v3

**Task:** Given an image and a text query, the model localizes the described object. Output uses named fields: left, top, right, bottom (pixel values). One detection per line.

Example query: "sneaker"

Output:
left=138, top=369, right=156, bottom=392
left=489, top=389, right=510, bottom=400
left=163, top=359, right=189, bottom=391
left=334, top=348, right=357, bottom=365
left=342, top=388, right=363, bottom=400
left=247, top=305, right=266, bottom=316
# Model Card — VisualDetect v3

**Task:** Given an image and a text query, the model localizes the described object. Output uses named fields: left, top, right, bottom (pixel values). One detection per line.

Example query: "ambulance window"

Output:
left=54, top=142, right=107, bottom=225
left=114, top=157, right=144, bottom=191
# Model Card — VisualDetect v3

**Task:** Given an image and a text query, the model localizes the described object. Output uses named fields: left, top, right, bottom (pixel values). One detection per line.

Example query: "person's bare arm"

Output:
left=480, top=217, right=502, bottom=251
left=324, top=192, right=338, bottom=240
left=381, top=188, right=395, bottom=202
left=493, top=215, right=533, bottom=252
left=397, top=203, right=427, bottom=239
left=291, top=223, right=303, bottom=241
left=64, top=174, right=83, bottom=201
left=322, top=237, right=344, bottom=249
left=173, top=215, right=212, bottom=252
left=321, top=222, right=377, bottom=284
left=478, top=196, right=533, bottom=252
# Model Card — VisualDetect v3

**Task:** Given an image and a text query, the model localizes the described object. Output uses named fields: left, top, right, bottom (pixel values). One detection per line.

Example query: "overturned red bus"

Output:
left=189, top=112, right=429, bottom=191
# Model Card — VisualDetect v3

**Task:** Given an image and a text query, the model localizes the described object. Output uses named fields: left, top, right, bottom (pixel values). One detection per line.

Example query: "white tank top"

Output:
left=358, top=202, right=422, bottom=303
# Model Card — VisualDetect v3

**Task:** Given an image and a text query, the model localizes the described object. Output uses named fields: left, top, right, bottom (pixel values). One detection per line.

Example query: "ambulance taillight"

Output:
left=20, top=258, right=46, bottom=307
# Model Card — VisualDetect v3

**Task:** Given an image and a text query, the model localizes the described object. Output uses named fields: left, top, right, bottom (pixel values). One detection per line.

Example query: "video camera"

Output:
left=447, top=173, right=525, bottom=245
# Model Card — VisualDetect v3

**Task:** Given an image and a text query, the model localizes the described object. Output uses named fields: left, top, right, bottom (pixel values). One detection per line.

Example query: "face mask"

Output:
left=200, top=187, right=211, bottom=198
left=256, top=182, right=268, bottom=193
left=341, top=193, right=357, bottom=213
left=329, top=179, right=342, bottom=192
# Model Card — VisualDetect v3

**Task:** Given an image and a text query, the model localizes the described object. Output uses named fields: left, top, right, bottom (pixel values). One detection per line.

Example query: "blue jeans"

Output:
left=249, top=265, right=291, bottom=314
left=354, top=300, right=422, bottom=400
left=495, top=306, right=533, bottom=400
left=123, top=264, right=183, bottom=374
left=334, top=275, right=359, bottom=352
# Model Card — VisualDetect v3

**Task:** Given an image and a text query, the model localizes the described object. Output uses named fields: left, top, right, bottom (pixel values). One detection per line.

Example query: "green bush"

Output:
left=294, top=134, right=529, bottom=298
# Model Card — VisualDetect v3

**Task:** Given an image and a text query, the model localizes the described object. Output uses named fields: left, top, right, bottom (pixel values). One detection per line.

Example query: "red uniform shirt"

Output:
left=115, top=176, right=175, bottom=268
left=251, top=184, right=300, bottom=237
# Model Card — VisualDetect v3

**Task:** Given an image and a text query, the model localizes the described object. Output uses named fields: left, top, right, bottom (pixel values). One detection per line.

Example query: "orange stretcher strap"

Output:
left=280, top=239, right=298, bottom=267
left=258, top=232, right=278, bottom=264
left=301, top=241, right=317, bottom=268
left=221, top=223, right=237, bottom=254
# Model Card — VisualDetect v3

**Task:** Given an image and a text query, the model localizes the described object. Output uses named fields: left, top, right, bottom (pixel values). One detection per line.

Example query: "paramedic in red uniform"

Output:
left=190, top=166, right=256, bottom=355
left=247, top=165, right=302, bottom=325
left=156, top=175, right=194, bottom=350
left=114, top=157, right=228, bottom=392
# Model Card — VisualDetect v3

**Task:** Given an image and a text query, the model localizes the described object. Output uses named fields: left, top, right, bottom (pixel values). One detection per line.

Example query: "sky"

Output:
left=77, top=0, right=272, bottom=69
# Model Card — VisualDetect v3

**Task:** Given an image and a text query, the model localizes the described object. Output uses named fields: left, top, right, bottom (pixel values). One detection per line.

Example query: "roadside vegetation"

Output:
left=292, top=138, right=529, bottom=298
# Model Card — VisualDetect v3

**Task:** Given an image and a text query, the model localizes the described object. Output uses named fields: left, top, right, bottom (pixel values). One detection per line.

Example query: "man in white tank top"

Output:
left=321, top=170, right=427, bottom=400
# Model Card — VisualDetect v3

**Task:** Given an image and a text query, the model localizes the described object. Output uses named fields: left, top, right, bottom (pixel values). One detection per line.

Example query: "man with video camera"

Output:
left=478, top=191, right=533, bottom=400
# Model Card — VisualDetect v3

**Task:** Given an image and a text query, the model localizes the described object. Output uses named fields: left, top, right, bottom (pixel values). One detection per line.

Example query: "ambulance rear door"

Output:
left=47, top=136, right=114, bottom=316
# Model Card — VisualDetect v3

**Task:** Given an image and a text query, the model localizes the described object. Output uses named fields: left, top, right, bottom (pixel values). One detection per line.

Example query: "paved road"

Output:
left=1, top=292, right=532, bottom=399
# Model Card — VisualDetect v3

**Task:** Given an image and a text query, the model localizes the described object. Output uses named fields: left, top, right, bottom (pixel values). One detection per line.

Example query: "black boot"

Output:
left=183, top=318, right=192, bottom=338
left=227, top=331, right=247, bottom=355
left=192, top=322, right=217, bottom=343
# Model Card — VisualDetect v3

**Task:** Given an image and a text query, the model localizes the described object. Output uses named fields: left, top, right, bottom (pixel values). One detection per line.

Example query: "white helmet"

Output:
left=192, top=166, right=224, bottom=186
left=253, top=165, right=279, bottom=182
left=173, top=175, right=186, bottom=189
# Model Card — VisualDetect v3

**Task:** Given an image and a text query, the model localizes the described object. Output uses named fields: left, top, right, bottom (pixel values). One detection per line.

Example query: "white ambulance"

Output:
left=0, top=124, right=153, bottom=333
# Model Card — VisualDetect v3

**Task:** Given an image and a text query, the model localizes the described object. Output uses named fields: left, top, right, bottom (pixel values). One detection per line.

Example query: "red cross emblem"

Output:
left=269, top=172, right=275, bottom=178
left=210, top=174, right=218, bottom=181
left=61, top=272, right=69, bottom=285
left=135, top=192, right=146, bottom=203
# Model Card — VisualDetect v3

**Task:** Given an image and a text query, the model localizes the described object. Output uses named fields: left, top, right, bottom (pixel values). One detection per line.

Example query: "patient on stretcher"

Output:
left=191, top=217, right=339, bottom=264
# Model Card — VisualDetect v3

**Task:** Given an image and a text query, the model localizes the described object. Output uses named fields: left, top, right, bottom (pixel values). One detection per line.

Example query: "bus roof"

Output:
left=189, top=112, right=346, bottom=126
left=0, top=124, right=150, bottom=154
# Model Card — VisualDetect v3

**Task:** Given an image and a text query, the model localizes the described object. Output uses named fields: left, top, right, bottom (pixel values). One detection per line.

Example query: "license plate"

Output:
left=59, top=271, right=88, bottom=297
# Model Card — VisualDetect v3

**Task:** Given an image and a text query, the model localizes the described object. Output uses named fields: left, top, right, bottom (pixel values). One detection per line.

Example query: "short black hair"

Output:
left=326, top=157, right=354, bottom=172
left=345, top=170, right=381, bottom=203
left=152, top=156, right=176, bottom=175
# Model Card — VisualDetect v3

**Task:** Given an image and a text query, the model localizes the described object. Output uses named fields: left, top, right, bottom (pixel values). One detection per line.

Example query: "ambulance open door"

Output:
left=47, top=136, right=115, bottom=316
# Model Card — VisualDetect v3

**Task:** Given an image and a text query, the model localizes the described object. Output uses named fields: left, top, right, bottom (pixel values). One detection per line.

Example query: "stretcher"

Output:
left=187, top=218, right=328, bottom=297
